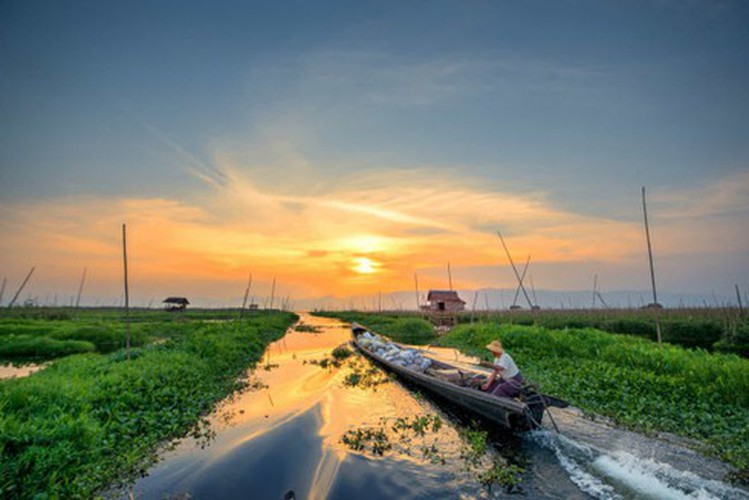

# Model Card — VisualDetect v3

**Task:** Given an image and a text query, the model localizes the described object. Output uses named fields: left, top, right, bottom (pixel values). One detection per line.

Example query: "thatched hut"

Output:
left=163, top=297, right=189, bottom=311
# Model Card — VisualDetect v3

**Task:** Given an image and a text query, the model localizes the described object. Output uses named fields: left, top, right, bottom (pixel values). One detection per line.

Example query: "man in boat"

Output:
left=480, top=340, right=524, bottom=398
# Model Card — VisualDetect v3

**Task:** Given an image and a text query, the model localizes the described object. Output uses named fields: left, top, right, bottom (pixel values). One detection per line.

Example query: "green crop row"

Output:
left=315, top=308, right=748, bottom=356
left=434, top=322, right=749, bottom=470
left=453, top=309, right=747, bottom=355
left=0, top=311, right=297, bottom=498
left=314, top=311, right=437, bottom=344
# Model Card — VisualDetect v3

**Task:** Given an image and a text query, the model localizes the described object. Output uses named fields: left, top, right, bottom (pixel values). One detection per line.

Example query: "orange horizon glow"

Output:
left=1, top=167, right=747, bottom=303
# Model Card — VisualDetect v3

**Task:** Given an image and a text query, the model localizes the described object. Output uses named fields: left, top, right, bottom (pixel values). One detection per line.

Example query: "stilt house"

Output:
left=424, top=290, right=465, bottom=313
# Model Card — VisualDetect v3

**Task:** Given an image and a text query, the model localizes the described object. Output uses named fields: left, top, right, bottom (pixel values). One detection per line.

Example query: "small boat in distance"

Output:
left=351, top=323, right=565, bottom=431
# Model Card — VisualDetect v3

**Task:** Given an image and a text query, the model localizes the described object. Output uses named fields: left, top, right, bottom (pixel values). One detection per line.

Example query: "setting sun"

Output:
left=351, top=256, right=379, bottom=274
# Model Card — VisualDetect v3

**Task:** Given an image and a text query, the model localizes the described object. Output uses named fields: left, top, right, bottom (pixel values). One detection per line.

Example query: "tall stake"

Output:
left=122, top=224, right=131, bottom=360
left=736, top=284, right=744, bottom=316
left=642, top=186, right=658, bottom=306
left=447, top=262, right=453, bottom=291
left=511, top=256, right=531, bottom=308
left=269, top=277, right=276, bottom=310
left=496, top=231, right=534, bottom=309
left=642, top=187, right=661, bottom=343
left=240, top=273, right=253, bottom=318
left=8, top=267, right=35, bottom=308
left=0, top=277, right=6, bottom=306
left=592, top=274, right=598, bottom=309
left=414, top=273, right=420, bottom=310
left=75, top=267, right=87, bottom=309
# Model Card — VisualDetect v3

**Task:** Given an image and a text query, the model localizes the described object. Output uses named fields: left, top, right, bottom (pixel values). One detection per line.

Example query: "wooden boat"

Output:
left=351, top=323, right=562, bottom=431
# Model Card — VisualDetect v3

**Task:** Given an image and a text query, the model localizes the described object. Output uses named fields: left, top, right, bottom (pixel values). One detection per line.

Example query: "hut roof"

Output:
left=426, top=290, right=465, bottom=303
left=163, top=297, right=190, bottom=305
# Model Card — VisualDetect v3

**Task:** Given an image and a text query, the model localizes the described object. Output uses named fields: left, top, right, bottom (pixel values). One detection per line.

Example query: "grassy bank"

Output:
left=313, top=311, right=437, bottom=344
left=0, top=311, right=296, bottom=498
left=316, top=308, right=748, bottom=356
left=317, top=310, right=748, bottom=472
left=435, top=322, right=749, bottom=471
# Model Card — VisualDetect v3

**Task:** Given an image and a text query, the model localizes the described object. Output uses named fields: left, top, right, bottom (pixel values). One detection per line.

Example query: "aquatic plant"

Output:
left=0, top=311, right=297, bottom=498
left=437, top=322, right=749, bottom=470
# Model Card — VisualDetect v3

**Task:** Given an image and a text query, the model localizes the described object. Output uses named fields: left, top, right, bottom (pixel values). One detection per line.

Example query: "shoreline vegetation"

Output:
left=313, top=309, right=749, bottom=479
left=0, top=308, right=297, bottom=498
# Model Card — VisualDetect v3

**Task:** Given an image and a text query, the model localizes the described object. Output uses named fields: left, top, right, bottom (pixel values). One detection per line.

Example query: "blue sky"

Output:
left=1, top=1, right=748, bottom=305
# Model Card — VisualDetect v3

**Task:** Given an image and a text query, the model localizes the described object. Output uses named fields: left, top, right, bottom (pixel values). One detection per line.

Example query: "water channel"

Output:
left=130, top=314, right=747, bottom=499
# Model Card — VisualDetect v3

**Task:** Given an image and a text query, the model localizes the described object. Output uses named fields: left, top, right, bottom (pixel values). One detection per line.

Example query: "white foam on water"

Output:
left=530, top=431, right=621, bottom=499
left=592, top=451, right=748, bottom=500
left=529, top=431, right=749, bottom=500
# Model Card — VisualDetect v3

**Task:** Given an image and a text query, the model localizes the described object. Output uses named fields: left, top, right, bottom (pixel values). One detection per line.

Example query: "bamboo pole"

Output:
left=470, top=291, right=479, bottom=323
left=269, top=277, right=276, bottom=310
left=529, top=275, right=538, bottom=307
left=592, top=274, right=598, bottom=309
left=642, top=187, right=661, bottom=343
left=414, top=273, right=420, bottom=310
left=240, top=273, right=253, bottom=318
left=122, top=224, right=131, bottom=360
left=642, top=186, right=659, bottom=306
left=75, top=268, right=87, bottom=309
left=737, top=284, right=744, bottom=316
left=447, top=262, right=453, bottom=291
left=8, top=267, right=35, bottom=308
left=496, top=231, right=534, bottom=309
left=0, top=277, right=6, bottom=305
left=512, top=256, right=531, bottom=308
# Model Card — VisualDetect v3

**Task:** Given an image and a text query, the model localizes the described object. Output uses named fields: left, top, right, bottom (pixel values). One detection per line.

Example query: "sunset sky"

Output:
left=1, top=1, right=748, bottom=307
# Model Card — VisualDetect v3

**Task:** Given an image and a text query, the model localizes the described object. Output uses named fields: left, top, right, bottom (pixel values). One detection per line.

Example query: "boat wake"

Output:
left=529, top=431, right=748, bottom=500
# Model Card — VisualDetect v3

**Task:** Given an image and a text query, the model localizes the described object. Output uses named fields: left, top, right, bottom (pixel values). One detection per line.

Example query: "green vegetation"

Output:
left=314, top=307, right=748, bottom=355
left=0, top=310, right=296, bottom=498
left=341, top=414, right=523, bottom=493
left=0, top=308, right=246, bottom=363
left=435, top=322, right=749, bottom=470
left=317, top=309, right=748, bottom=472
left=314, top=311, right=437, bottom=344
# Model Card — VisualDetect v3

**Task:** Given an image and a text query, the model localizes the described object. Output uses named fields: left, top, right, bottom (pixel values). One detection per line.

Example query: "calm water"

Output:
left=129, top=314, right=747, bottom=499
left=0, top=363, right=44, bottom=379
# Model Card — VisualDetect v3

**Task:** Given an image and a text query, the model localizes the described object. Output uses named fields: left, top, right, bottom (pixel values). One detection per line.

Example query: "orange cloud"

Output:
left=1, top=167, right=745, bottom=303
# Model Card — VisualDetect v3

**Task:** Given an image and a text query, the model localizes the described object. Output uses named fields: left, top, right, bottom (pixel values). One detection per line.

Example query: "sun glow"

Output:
left=351, top=257, right=378, bottom=274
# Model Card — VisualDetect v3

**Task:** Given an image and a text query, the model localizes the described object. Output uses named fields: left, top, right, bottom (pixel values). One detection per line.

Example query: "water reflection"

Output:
left=131, top=313, right=748, bottom=500
left=0, top=363, right=45, bottom=379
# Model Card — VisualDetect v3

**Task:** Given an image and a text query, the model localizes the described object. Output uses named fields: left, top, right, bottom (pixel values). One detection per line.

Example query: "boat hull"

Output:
left=351, top=324, right=543, bottom=431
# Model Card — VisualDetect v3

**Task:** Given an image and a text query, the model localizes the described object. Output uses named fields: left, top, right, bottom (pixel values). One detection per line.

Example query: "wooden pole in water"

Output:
left=75, top=267, right=87, bottom=309
left=122, top=224, right=131, bottom=360
left=447, top=262, right=453, bottom=291
left=592, top=274, right=598, bottom=309
left=496, top=231, right=534, bottom=309
left=414, top=273, right=420, bottom=310
left=512, top=256, right=531, bottom=308
left=737, top=284, right=744, bottom=316
left=8, top=267, right=35, bottom=308
left=641, top=187, right=661, bottom=343
left=642, top=186, right=659, bottom=307
left=240, top=273, right=252, bottom=318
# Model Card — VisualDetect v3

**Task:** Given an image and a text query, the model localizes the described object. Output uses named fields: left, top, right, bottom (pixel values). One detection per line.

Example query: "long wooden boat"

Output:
left=351, top=323, right=560, bottom=431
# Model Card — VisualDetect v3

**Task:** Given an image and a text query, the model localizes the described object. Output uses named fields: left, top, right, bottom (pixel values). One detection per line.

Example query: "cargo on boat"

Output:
left=351, top=323, right=565, bottom=431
